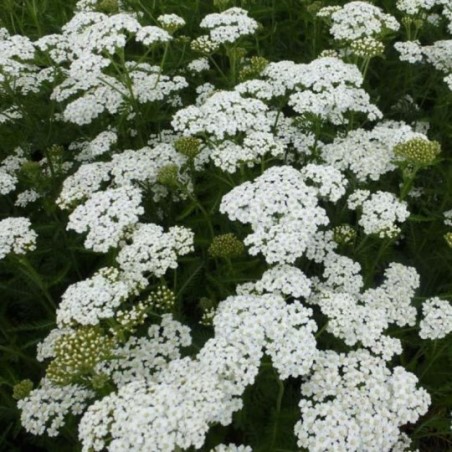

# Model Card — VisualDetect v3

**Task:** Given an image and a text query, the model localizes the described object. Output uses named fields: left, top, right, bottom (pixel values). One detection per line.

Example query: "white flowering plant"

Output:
left=1, top=0, right=452, bottom=451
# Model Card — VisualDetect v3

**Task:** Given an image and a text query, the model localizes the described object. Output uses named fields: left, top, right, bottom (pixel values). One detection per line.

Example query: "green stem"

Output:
left=271, top=377, right=285, bottom=448
left=14, top=256, right=56, bottom=314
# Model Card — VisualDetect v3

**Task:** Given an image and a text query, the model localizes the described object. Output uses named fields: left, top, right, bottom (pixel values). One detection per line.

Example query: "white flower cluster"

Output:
left=348, top=190, right=410, bottom=238
left=136, top=26, right=171, bottom=46
left=0, top=217, right=37, bottom=260
left=321, top=121, right=425, bottom=181
left=394, top=40, right=424, bottom=63
left=295, top=350, right=430, bottom=452
left=110, top=143, right=188, bottom=200
left=395, top=38, right=452, bottom=89
left=300, top=163, right=347, bottom=202
left=67, top=186, right=144, bottom=252
left=18, top=379, right=95, bottom=437
left=15, top=189, right=41, bottom=208
left=56, top=267, right=135, bottom=327
left=172, top=90, right=269, bottom=140
left=444, top=208, right=452, bottom=226
left=172, top=90, right=284, bottom=172
left=73, top=129, right=118, bottom=161
left=287, top=58, right=382, bottom=125
left=396, top=0, right=437, bottom=15
left=237, top=265, right=312, bottom=299
left=38, top=11, right=186, bottom=126
left=0, top=148, right=26, bottom=195
left=78, top=293, right=317, bottom=451
left=116, top=223, right=194, bottom=280
left=158, top=14, right=186, bottom=32
left=97, top=314, right=192, bottom=386
left=209, top=131, right=284, bottom=173
left=200, top=7, right=258, bottom=45
left=187, top=57, right=210, bottom=74
left=57, top=162, right=111, bottom=209
left=310, top=259, right=419, bottom=358
left=419, top=297, right=452, bottom=339
left=318, top=2, right=399, bottom=42
left=220, top=166, right=329, bottom=264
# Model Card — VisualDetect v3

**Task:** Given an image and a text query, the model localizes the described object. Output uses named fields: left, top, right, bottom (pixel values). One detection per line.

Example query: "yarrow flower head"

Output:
left=348, top=190, right=410, bottom=238
left=200, top=7, right=259, bottom=45
left=318, top=2, right=399, bottom=42
left=0, top=217, right=37, bottom=260
left=220, top=166, right=329, bottom=264
left=419, top=297, right=452, bottom=340
left=295, top=349, right=430, bottom=451
left=67, top=186, right=144, bottom=253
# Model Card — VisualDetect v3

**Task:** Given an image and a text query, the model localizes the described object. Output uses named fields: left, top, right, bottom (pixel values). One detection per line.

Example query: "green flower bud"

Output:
left=208, top=233, right=245, bottom=259
left=239, top=56, right=269, bottom=81
left=200, top=307, right=216, bottom=326
left=96, top=0, right=119, bottom=14
left=350, top=37, right=385, bottom=58
left=157, top=164, right=180, bottom=188
left=13, top=379, right=34, bottom=400
left=47, top=327, right=115, bottom=386
left=394, top=138, right=441, bottom=166
left=90, top=372, right=110, bottom=390
left=333, top=225, right=357, bottom=245
left=148, top=285, right=176, bottom=312
left=175, top=136, right=201, bottom=159
left=444, top=232, right=452, bottom=248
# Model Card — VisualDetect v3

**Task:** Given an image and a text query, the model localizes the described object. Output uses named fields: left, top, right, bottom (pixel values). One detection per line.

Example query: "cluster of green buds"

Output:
left=377, top=225, right=401, bottom=240
left=208, top=233, right=245, bottom=259
left=394, top=138, right=441, bottom=166
left=12, top=379, right=34, bottom=400
left=444, top=232, right=452, bottom=248
left=46, top=327, right=115, bottom=386
left=157, top=164, right=180, bottom=188
left=175, top=136, right=202, bottom=159
left=191, top=36, right=219, bottom=54
left=333, top=224, right=357, bottom=245
left=401, top=16, right=424, bottom=30
left=96, top=0, right=119, bottom=14
left=350, top=37, right=385, bottom=58
left=239, top=56, right=269, bottom=81
left=199, top=297, right=216, bottom=326
left=148, top=285, right=176, bottom=312
left=113, top=300, right=151, bottom=338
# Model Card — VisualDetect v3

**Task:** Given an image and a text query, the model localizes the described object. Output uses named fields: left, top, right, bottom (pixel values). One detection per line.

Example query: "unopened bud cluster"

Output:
left=239, top=56, right=269, bottom=81
left=444, top=232, right=452, bottom=248
left=148, top=285, right=176, bottom=312
left=333, top=224, right=356, bottom=245
left=394, top=138, right=441, bottom=166
left=208, top=233, right=245, bottom=258
left=114, top=300, right=150, bottom=337
left=157, top=164, right=180, bottom=188
left=175, top=136, right=201, bottom=159
left=96, top=0, right=119, bottom=14
left=47, top=327, right=114, bottom=386
left=350, top=37, right=385, bottom=58
left=191, top=36, right=219, bottom=54
left=13, top=379, right=34, bottom=400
